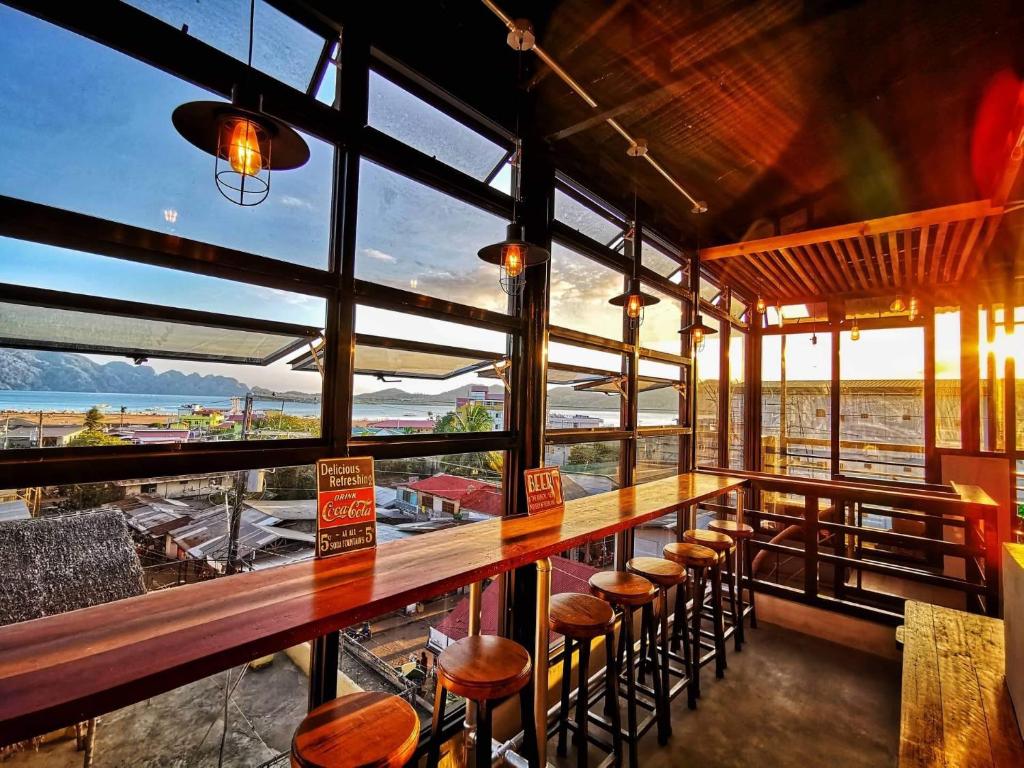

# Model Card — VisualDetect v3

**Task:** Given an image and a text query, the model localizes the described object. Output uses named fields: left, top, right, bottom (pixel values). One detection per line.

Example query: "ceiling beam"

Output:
left=699, top=199, right=1002, bottom=261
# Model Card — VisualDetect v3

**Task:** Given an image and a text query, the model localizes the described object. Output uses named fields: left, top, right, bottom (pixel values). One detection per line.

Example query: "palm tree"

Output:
left=435, top=402, right=495, bottom=434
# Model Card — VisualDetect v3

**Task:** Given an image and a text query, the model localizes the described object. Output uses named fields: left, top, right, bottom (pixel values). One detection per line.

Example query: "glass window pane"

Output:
left=729, top=329, right=746, bottom=469
left=124, top=0, right=325, bottom=92
left=315, top=42, right=340, bottom=107
left=554, top=189, right=624, bottom=246
left=356, top=306, right=507, bottom=352
left=369, top=72, right=510, bottom=182
left=636, top=436, right=681, bottom=483
left=695, top=316, right=721, bottom=466
left=548, top=342, right=621, bottom=372
left=0, top=6, right=334, bottom=268
left=545, top=442, right=621, bottom=499
left=546, top=367, right=621, bottom=430
left=550, top=244, right=625, bottom=341
left=840, top=327, right=924, bottom=482
left=641, top=240, right=686, bottom=280
left=935, top=309, right=961, bottom=449
left=640, top=285, right=683, bottom=355
left=355, top=161, right=509, bottom=311
left=760, top=333, right=831, bottom=480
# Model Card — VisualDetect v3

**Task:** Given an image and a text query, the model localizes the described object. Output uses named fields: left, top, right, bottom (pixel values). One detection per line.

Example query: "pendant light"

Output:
left=477, top=27, right=549, bottom=307
left=171, top=0, right=309, bottom=206
left=908, top=295, right=920, bottom=321
left=609, top=147, right=659, bottom=329
left=850, top=321, right=860, bottom=341
left=681, top=314, right=717, bottom=351
left=889, top=295, right=907, bottom=313
left=755, top=296, right=766, bottom=314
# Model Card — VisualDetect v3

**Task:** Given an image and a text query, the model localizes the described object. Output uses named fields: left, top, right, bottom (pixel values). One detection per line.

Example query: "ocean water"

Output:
left=0, top=390, right=677, bottom=426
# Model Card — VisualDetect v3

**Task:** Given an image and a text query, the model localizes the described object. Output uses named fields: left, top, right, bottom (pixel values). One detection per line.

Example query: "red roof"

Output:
left=403, top=473, right=495, bottom=501
left=459, top=486, right=502, bottom=517
left=431, top=557, right=599, bottom=647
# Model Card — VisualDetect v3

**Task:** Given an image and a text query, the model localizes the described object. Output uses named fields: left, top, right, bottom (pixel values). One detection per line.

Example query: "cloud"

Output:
left=363, top=248, right=397, bottom=263
left=278, top=195, right=314, bottom=210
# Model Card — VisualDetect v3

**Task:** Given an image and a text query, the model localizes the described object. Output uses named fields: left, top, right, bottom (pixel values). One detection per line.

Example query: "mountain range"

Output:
left=0, top=350, right=678, bottom=410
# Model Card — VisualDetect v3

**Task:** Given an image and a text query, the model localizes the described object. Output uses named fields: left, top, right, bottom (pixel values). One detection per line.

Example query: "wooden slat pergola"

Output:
left=699, top=199, right=1007, bottom=303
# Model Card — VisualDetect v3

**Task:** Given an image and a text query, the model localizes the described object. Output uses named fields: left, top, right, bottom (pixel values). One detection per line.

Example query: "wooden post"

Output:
left=961, top=303, right=981, bottom=452
left=804, top=495, right=819, bottom=598
left=830, top=318, right=841, bottom=478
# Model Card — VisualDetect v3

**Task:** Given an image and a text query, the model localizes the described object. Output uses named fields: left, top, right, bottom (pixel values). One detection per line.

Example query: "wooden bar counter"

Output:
left=0, top=471, right=744, bottom=746
left=899, top=600, right=1024, bottom=767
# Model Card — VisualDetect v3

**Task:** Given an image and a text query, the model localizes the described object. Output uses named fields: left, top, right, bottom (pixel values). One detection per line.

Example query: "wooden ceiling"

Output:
left=356, top=0, right=1024, bottom=296
left=699, top=199, right=1008, bottom=302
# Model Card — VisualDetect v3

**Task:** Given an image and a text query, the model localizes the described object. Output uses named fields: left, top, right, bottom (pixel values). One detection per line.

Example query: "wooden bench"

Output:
left=899, top=600, right=1024, bottom=767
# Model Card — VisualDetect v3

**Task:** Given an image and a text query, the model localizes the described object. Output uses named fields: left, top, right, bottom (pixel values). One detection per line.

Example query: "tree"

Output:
left=567, top=442, right=618, bottom=467
left=83, top=406, right=104, bottom=431
left=69, top=430, right=126, bottom=447
left=435, top=403, right=495, bottom=434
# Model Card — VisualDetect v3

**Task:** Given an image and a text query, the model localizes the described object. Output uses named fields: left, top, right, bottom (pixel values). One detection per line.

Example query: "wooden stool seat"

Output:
left=626, top=556, right=686, bottom=587
left=708, top=519, right=755, bottom=539
left=683, top=528, right=734, bottom=553
left=549, top=593, right=614, bottom=639
left=589, top=570, right=657, bottom=606
left=663, top=541, right=718, bottom=568
left=292, top=692, right=418, bottom=768
left=436, top=635, right=532, bottom=701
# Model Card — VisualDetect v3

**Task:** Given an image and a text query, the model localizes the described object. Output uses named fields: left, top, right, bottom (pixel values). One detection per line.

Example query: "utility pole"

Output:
left=225, top=394, right=254, bottom=574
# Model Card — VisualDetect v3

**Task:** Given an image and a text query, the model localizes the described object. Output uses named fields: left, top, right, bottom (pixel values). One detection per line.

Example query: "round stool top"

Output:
left=291, top=692, right=418, bottom=768
left=683, top=528, right=734, bottom=553
left=436, top=635, right=532, bottom=701
left=626, top=556, right=686, bottom=587
left=663, top=541, right=718, bottom=568
left=589, top=570, right=657, bottom=606
left=708, top=519, right=755, bottom=539
left=549, top=593, right=614, bottom=638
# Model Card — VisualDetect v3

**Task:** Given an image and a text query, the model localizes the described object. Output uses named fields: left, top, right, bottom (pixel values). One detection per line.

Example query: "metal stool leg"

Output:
left=622, top=607, right=639, bottom=768
left=604, top=629, right=623, bottom=766
left=726, top=549, right=741, bottom=652
left=476, top=699, right=492, bottom=768
left=712, top=562, right=726, bottom=678
left=575, top=639, right=591, bottom=768
left=744, top=539, right=759, bottom=628
left=642, top=602, right=669, bottom=746
left=689, top=566, right=705, bottom=706
left=558, top=636, right=573, bottom=757
left=658, top=589, right=671, bottom=736
left=427, top=683, right=448, bottom=768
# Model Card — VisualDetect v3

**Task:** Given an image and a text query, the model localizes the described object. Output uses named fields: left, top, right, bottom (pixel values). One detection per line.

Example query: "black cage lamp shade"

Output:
left=172, top=86, right=310, bottom=206
left=680, top=313, right=717, bottom=350
left=477, top=221, right=550, bottom=297
left=609, top=276, right=660, bottom=328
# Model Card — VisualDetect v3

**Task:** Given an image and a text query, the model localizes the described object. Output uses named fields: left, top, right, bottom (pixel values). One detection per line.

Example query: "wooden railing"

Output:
left=698, top=469, right=1001, bottom=621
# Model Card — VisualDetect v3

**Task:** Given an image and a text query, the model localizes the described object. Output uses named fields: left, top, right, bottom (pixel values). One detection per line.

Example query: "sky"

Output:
left=0, top=3, right=995, bottom=400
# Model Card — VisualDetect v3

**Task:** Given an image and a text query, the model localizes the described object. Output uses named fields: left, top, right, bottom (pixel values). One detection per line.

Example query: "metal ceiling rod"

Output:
left=480, top=0, right=707, bottom=214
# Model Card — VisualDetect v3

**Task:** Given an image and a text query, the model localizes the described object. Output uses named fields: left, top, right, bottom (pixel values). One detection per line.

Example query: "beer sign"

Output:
left=315, top=457, right=377, bottom=558
left=524, top=466, right=565, bottom=515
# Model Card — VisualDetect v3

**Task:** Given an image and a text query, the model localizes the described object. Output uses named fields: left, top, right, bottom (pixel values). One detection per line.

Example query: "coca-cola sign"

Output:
left=315, top=457, right=377, bottom=558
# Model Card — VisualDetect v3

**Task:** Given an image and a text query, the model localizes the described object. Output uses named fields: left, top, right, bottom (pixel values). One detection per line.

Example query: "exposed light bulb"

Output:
left=693, top=327, right=704, bottom=347
left=225, top=118, right=264, bottom=175
left=908, top=295, right=919, bottom=321
left=890, top=296, right=907, bottom=313
left=756, top=296, right=766, bottom=314
left=502, top=243, right=525, bottom=279
left=851, top=323, right=860, bottom=341
left=626, top=293, right=643, bottom=320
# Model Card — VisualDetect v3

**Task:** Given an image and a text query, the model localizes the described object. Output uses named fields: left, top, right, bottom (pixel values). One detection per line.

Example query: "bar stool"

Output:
left=427, top=635, right=534, bottom=768
left=708, top=518, right=758, bottom=637
left=624, top=557, right=690, bottom=721
left=292, top=691, right=419, bottom=768
left=662, top=542, right=718, bottom=708
left=589, top=570, right=667, bottom=768
left=682, top=529, right=737, bottom=675
left=549, top=592, right=622, bottom=767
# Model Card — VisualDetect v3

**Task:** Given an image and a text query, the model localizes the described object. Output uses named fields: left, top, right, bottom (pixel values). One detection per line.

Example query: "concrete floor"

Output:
left=553, top=621, right=900, bottom=768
